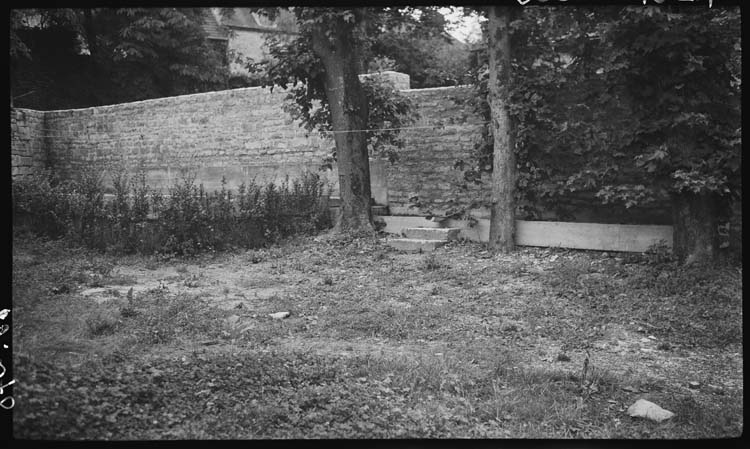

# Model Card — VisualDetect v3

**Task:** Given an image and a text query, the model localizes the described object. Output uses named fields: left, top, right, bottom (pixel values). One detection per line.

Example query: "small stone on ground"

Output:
left=627, top=399, right=675, bottom=422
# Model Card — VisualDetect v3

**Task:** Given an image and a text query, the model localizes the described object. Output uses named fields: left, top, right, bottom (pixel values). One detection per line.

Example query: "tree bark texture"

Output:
left=310, top=25, right=373, bottom=232
left=671, top=192, right=719, bottom=265
left=487, top=6, right=517, bottom=252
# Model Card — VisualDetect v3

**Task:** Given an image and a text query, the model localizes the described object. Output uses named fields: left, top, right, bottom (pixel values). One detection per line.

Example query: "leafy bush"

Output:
left=12, top=170, right=73, bottom=238
left=13, top=169, right=333, bottom=256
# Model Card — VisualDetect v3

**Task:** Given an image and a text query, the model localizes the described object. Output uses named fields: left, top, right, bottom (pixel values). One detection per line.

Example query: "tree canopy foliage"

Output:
left=11, top=8, right=230, bottom=110
left=259, top=7, right=419, bottom=163
left=367, top=8, right=472, bottom=88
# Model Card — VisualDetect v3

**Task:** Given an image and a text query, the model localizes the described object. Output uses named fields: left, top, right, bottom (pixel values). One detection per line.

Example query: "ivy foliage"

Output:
left=465, top=6, right=740, bottom=219
left=595, top=7, right=741, bottom=201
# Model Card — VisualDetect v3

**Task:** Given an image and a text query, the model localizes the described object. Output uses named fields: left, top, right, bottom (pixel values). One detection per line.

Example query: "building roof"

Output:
left=202, top=9, right=228, bottom=41
left=221, top=8, right=264, bottom=30
left=216, top=8, right=298, bottom=34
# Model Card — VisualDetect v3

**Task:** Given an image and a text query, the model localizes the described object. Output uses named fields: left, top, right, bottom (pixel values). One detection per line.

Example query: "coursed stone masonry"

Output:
left=11, top=109, right=48, bottom=178
left=40, top=86, right=339, bottom=194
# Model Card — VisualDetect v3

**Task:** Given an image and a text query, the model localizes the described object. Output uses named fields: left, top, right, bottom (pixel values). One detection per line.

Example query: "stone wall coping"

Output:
left=35, top=85, right=290, bottom=114
left=12, top=108, right=46, bottom=115
left=14, top=78, right=467, bottom=115
left=402, top=85, right=472, bottom=93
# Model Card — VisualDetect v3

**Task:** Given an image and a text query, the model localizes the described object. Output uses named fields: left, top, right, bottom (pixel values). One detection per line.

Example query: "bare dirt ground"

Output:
left=11, top=234, right=743, bottom=439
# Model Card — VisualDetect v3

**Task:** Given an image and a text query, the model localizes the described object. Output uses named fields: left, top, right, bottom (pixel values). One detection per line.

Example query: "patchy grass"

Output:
left=537, top=251, right=743, bottom=348
left=12, top=234, right=743, bottom=439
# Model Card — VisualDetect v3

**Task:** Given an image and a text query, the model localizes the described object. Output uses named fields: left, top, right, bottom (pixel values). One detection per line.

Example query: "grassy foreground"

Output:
left=11, top=233, right=742, bottom=439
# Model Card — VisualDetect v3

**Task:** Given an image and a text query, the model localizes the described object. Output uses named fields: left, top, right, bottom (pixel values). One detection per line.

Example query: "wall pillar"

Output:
left=369, top=158, right=388, bottom=206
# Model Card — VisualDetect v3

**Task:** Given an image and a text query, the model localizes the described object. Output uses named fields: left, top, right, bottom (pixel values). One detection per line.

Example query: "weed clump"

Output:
left=421, top=254, right=444, bottom=271
left=85, top=311, right=120, bottom=337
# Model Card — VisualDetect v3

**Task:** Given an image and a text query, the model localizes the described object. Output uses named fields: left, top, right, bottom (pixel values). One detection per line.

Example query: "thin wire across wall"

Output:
left=30, top=121, right=489, bottom=143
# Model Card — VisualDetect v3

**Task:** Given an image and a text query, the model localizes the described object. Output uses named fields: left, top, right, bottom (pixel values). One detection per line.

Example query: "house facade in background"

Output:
left=202, top=8, right=297, bottom=81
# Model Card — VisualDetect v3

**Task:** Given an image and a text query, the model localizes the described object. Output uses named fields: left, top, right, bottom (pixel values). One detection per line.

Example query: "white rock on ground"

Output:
left=224, top=315, right=241, bottom=326
left=627, top=399, right=675, bottom=422
left=269, top=311, right=290, bottom=319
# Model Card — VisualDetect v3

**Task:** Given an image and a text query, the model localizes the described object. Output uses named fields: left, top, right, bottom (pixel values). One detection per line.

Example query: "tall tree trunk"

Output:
left=310, top=27, right=373, bottom=232
left=487, top=6, right=516, bottom=252
left=672, top=192, right=719, bottom=265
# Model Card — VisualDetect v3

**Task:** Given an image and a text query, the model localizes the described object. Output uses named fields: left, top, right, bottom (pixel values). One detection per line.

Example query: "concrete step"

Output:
left=328, top=204, right=388, bottom=213
left=328, top=205, right=390, bottom=222
left=402, top=227, right=460, bottom=241
left=386, top=238, right=446, bottom=252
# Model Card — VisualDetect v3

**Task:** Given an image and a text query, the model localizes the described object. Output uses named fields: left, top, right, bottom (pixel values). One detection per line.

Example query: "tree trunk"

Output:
left=487, top=6, right=516, bottom=252
left=310, top=26, right=373, bottom=233
left=671, top=192, right=719, bottom=265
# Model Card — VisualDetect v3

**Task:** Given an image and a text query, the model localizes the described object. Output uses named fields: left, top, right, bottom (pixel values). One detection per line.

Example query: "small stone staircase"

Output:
left=386, top=227, right=461, bottom=252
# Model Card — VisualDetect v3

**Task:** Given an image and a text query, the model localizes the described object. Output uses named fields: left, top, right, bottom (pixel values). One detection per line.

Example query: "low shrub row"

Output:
left=12, top=168, right=333, bottom=255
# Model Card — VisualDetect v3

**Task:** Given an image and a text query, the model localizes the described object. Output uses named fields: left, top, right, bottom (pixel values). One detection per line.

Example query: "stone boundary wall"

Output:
left=11, top=109, right=48, bottom=178
left=40, top=86, right=339, bottom=195
left=10, top=71, right=414, bottom=197
left=387, top=86, right=487, bottom=216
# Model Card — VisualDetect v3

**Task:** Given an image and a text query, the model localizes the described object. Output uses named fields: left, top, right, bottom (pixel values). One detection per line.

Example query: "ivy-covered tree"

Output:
left=486, top=6, right=517, bottom=253
left=596, top=5, right=741, bottom=264
left=464, top=5, right=740, bottom=264
left=258, top=7, right=418, bottom=233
